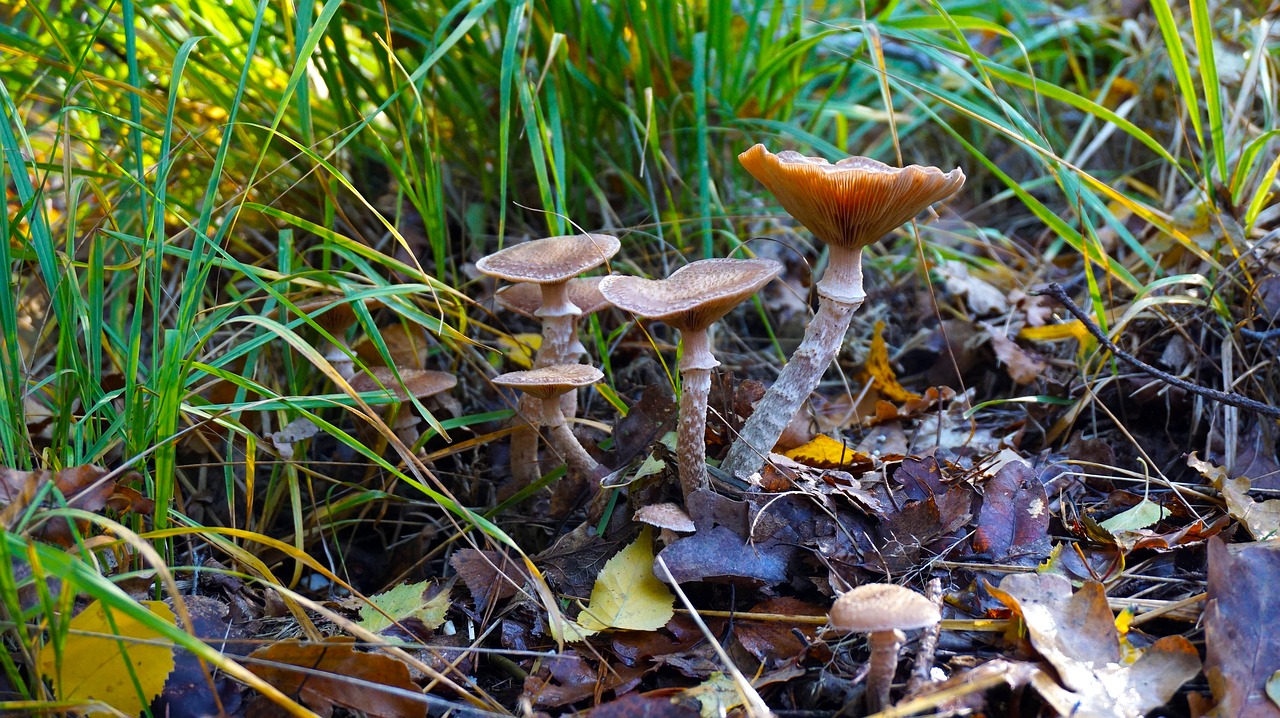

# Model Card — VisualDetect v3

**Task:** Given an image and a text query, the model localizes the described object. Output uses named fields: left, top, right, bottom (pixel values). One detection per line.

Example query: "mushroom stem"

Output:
left=509, top=398, right=542, bottom=487
left=323, top=341, right=356, bottom=381
left=535, top=281, right=582, bottom=367
left=722, top=290, right=862, bottom=479
left=541, top=395, right=600, bottom=478
left=865, top=628, right=906, bottom=714
left=677, top=329, right=718, bottom=501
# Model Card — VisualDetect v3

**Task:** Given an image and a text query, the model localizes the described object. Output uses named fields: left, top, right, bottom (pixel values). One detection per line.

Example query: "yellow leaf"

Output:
left=858, top=321, right=920, bottom=403
left=40, top=599, right=176, bottom=716
left=783, top=434, right=868, bottom=470
left=497, top=333, right=541, bottom=368
left=1019, top=320, right=1094, bottom=348
left=575, top=527, right=674, bottom=635
left=357, top=580, right=450, bottom=634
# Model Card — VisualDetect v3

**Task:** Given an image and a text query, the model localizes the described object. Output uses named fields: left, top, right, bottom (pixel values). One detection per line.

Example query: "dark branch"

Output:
left=1035, top=283, right=1280, bottom=420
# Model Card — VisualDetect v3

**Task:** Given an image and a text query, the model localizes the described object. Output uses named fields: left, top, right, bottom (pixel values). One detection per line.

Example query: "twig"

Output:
left=1035, top=283, right=1280, bottom=420
left=907, top=578, right=944, bottom=695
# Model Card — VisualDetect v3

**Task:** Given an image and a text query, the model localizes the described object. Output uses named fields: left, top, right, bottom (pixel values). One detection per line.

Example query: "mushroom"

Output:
left=491, top=364, right=604, bottom=479
left=477, top=235, right=620, bottom=367
left=722, top=145, right=965, bottom=480
left=295, top=296, right=365, bottom=381
left=599, top=258, right=781, bottom=501
left=350, top=367, right=457, bottom=450
left=828, top=583, right=941, bottom=713
left=495, top=276, right=612, bottom=417
left=478, top=235, right=620, bottom=487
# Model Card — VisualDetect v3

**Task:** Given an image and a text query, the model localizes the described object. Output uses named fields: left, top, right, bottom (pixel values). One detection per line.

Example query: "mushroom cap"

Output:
left=739, top=144, right=965, bottom=251
left=634, top=502, right=696, bottom=532
left=350, top=368, right=457, bottom=400
left=495, top=277, right=612, bottom=318
left=476, top=234, right=621, bottom=284
left=492, top=363, right=604, bottom=401
left=294, top=295, right=366, bottom=336
left=828, top=583, right=941, bottom=633
left=598, top=258, right=782, bottom=333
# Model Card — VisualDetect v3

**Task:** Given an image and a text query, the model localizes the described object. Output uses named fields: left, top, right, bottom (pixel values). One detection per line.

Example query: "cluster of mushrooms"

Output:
left=476, top=144, right=965, bottom=506
left=341, top=145, right=965, bottom=710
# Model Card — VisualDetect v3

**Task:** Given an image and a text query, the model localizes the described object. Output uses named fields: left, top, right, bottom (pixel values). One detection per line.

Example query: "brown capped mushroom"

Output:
left=294, top=295, right=366, bottom=380
left=478, top=234, right=620, bottom=367
left=599, top=258, right=781, bottom=501
left=828, top=583, right=941, bottom=713
left=479, top=235, right=619, bottom=488
left=495, top=276, right=612, bottom=416
left=351, top=367, right=457, bottom=451
left=492, top=364, right=603, bottom=479
left=723, top=145, right=965, bottom=480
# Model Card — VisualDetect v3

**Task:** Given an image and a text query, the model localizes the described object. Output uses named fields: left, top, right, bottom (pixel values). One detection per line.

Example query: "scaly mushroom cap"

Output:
left=493, top=364, right=604, bottom=401
left=739, top=144, right=965, bottom=251
left=350, top=368, right=457, bottom=400
left=476, top=234, right=621, bottom=284
left=598, top=258, right=782, bottom=333
left=828, top=583, right=941, bottom=633
left=495, top=276, right=612, bottom=318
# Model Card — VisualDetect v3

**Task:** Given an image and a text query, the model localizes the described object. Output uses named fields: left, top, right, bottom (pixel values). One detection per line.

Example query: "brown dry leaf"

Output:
left=783, top=434, right=873, bottom=471
left=991, top=573, right=1201, bottom=718
left=450, top=549, right=531, bottom=613
left=1204, top=537, right=1280, bottom=718
left=1189, top=452, right=1280, bottom=540
left=858, top=321, right=922, bottom=403
left=734, top=598, right=827, bottom=668
left=247, top=639, right=426, bottom=718
left=523, top=652, right=647, bottom=708
left=981, top=322, right=1048, bottom=385
left=0, top=465, right=155, bottom=546
left=935, top=261, right=1009, bottom=315
left=971, top=460, right=1051, bottom=564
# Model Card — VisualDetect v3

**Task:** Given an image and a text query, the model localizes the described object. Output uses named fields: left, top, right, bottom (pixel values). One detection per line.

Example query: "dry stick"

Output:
left=1036, top=283, right=1280, bottom=420
left=907, top=578, right=944, bottom=695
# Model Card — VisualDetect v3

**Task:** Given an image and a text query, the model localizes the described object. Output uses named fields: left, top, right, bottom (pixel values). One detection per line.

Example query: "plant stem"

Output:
left=721, top=296, right=859, bottom=479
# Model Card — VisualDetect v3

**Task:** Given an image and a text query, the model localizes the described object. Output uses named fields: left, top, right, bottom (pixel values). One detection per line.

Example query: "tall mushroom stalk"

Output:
left=600, top=258, right=781, bottom=501
left=722, top=145, right=965, bottom=480
left=477, top=234, right=620, bottom=487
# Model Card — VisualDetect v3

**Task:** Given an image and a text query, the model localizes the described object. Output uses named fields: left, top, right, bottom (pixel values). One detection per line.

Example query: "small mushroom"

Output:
left=828, top=583, right=941, bottom=713
left=599, top=258, right=781, bottom=501
left=492, top=364, right=603, bottom=480
left=723, top=145, right=965, bottom=480
left=351, top=368, right=457, bottom=451
left=296, top=296, right=364, bottom=380
left=478, top=235, right=620, bottom=487
left=495, top=276, right=612, bottom=417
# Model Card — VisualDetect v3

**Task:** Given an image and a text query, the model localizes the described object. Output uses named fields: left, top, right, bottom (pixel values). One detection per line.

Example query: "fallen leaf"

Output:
left=590, top=692, right=699, bottom=718
left=1099, top=498, right=1171, bottom=533
left=497, top=333, right=542, bottom=368
left=451, top=549, right=530, bottom=613
left=247, top=639, right=425, bottom=718
left=1204, top=537, right=1280, bottom=718
left=154, top=595, right=249, bottom=718
left=971, top=460, right=1051, bottom=563
left=1189, top=452, right=1280, bottom=540
left=568, top=528, right=675, bottom=639
left=734, top=598, right=826, bottom=667
left=656, top=525, right=792, bottom=588
left=683, top=672, right=746, bottom=718
left=991, top=573, right=1200, bottom=718
left=858, top=321, right=921, bottom=403
left=0, top=465, right=154, bottom=546
left=935, top=261, right=1009, bottom=315
left=523, top=652, right=647, bottom=707
left=357, top=580, right=450, bottom=635
left=981, top=322, right=1048, bottom=384
left=783, top=434, right=873, bottom=471
left=39, top=599, right=176, bottom=716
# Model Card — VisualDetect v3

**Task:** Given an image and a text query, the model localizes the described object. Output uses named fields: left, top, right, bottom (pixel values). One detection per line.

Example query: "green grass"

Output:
left=1, top=0, right=1277, bottom=711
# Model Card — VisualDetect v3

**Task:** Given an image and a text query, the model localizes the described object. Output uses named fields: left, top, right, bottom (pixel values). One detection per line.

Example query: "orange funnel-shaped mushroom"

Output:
left=722, top=145, right=964, bottom=479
